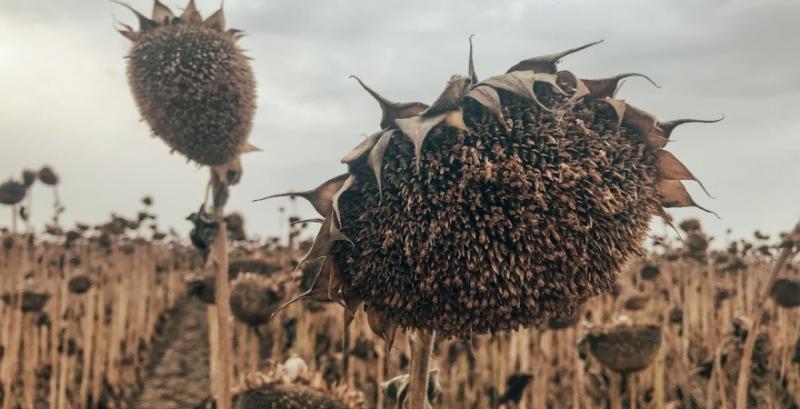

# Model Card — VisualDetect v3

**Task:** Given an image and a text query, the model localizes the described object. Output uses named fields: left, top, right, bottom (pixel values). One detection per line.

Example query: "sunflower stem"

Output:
left=734, top=221, right=799, bottom=409
left=209, top=171, right=233, bottom=409
left=408, top=329, right=435, bottom=409
left=11, top=204, right=18, bottom=234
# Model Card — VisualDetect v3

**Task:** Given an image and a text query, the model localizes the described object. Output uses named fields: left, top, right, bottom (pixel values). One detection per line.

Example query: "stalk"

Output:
left=210, top=171, right=234, bottom=409
left=407, top=330, right=436, bottom=409
left=734, top=221, right=798, bottom=409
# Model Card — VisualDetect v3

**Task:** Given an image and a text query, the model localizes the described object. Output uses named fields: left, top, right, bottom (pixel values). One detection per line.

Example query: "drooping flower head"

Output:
left=115, top=0, right=257, bottom=173
left=263, top=38, right=720, bottom=338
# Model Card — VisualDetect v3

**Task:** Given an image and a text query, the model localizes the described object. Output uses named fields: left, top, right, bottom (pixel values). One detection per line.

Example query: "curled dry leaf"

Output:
left=350, top=75, right=429, bottom=129
left=506, top=40, right=603, bottom=74
left=254, top=174, right=349, bottom=217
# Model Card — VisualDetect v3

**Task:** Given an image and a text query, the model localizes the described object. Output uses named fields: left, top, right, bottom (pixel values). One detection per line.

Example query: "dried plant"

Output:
left=261, top=38, right=720, bottom=407
left=115, top=0, right=258, bottom=174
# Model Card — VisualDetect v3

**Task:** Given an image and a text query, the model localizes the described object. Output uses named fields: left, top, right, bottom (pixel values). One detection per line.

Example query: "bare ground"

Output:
left=128, top=297, right=210, bottom=408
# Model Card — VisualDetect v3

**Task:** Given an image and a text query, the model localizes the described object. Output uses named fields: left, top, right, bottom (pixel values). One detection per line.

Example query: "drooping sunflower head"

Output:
left=115, top=0, right=257, bottom=169
left=263, top=38, right=721, bottom=338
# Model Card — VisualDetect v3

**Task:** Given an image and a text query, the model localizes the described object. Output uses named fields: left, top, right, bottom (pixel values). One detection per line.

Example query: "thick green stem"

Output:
left=407, top=330, right=435, bottom=409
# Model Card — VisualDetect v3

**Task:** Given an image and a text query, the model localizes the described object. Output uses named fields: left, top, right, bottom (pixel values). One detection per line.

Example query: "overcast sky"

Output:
left=1, top=0, right=798, bottom=243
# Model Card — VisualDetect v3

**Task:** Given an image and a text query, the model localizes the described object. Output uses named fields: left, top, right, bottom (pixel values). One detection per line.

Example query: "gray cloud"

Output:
left=0, top=0, right=798, bottom=242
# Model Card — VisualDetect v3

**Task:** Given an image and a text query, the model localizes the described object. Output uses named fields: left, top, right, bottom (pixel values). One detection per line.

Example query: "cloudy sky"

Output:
left=1, top=0, right=798, bottom=243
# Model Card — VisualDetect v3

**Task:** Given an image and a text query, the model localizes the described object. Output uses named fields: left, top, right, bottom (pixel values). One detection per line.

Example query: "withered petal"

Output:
left=466, top=86, right=506, bottom=125
left=656, top=179, right=718, bottom=218
left=254, top=173, right=349, bottom=216
left=582, top=73, right=660, bottom=100
left=367, top=129, right=396, bottom=199
left=506, top=40, right=603, bottom=74
left=151, top=0, right=174, bottom=25
left=350, top=75, right=429, bottom=129
left=655, top=150, right=713, bottom=197
left=341, top=131, right=382, bottom=166
left=111, top=0, right=158, bottom=31
left=658, top=115, right=725, bottom=140
left=395, top=114, right=447, bottom=171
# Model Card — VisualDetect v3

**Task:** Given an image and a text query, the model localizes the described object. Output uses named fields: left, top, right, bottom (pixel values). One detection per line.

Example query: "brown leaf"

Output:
left=622, top=102, right=658, bottom=137
left=180, top=0, right=202, bottom=23
left=254, top=173, right=349, bottom=216
left=395, top=114, right=447, bottom=171
left=468, top=34, right=478, bottom=84
left=332, top=174, right=356, bottom=225
left=582, top=73, right=660, bottom=100
left=423, top=75, right=472, bottom=116
left=506, top=40, right=603, bottom=74
left=113, top=18, right=139, bottom=41
left=350, top=75, right=429, bottom=129
left=151, top=0, right=174, bottom=25
left=111, top=0, right=158, bottom=31
left=272, top=256, right=342, bottom=318
left=204, top=7, right=225, bottom=31
left=368, top=130, right=396, bottom=199
left=657, top=115, right=725, bottom=140
left=341, top=131, right=381, bottom=166
left=656, top=180, right=718, bottom=217
left=656, top=150, right=713, bottom=197
left=481, top=72, right=565, bottom=112
left=595, top=98, right=626, bottom=127
left=466, top=86, right=506, bottom=125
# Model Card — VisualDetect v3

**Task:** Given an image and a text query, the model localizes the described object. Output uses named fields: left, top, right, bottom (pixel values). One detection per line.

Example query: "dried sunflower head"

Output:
left=0, top=180, right=26, bottom=205
left=265, top=39, right=720, bottom=338
left=115, top=0, right=257, bottom=168
left=770, top=278, right=800, bottom=309
left=38, top=166, right=59, bottom=186
left=586, top=323, right=662, bottom=374
left=220, top=357, right=366, bottom=409
left=21, top=169, right=37, bottom=188
left=229, top=273, right=284, bottom=326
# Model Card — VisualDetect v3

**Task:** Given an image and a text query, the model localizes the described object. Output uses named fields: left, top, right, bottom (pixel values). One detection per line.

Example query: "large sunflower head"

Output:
left=264, top=38, right=720, bottom=338
left=115, top=0, right=257, bottom=169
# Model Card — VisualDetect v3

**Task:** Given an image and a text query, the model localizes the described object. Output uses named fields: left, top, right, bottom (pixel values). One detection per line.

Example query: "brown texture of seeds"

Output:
left=770, top=278, right=800, bottom=308
left=269, top=40, right=718, bottom=338
left=229, top=273, right=283, bottom=326
left=120, top=1, right=257, bottom=166
left=334, top=92, right=661, bottom=336
left=586, top=324, right=662, bottom=373
left=0, top=180, right=26, bottom=205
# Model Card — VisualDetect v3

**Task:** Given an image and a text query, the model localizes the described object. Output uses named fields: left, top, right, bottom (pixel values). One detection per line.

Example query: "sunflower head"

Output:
left=223, top=357, right=366, bottom=409
left=585, top=323, right=662, bottom=374
left=263, top=38, right=720, bottom=338
left=115, top=0, right=257, bottom=169
left=0, top=180, right=26, bottom=206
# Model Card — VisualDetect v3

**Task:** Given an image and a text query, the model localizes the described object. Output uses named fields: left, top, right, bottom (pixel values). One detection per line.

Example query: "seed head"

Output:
left=0, top=180, right=26, bottom=205
left=116, top=0, right=257, bottom=166
left=263, top=39, right=720, bottom=337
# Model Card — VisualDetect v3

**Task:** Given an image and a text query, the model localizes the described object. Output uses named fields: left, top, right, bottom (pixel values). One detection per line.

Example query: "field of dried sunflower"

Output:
left=1, top=1, right=799, bottom=409
left=1, top=213, right=798, bottom=408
